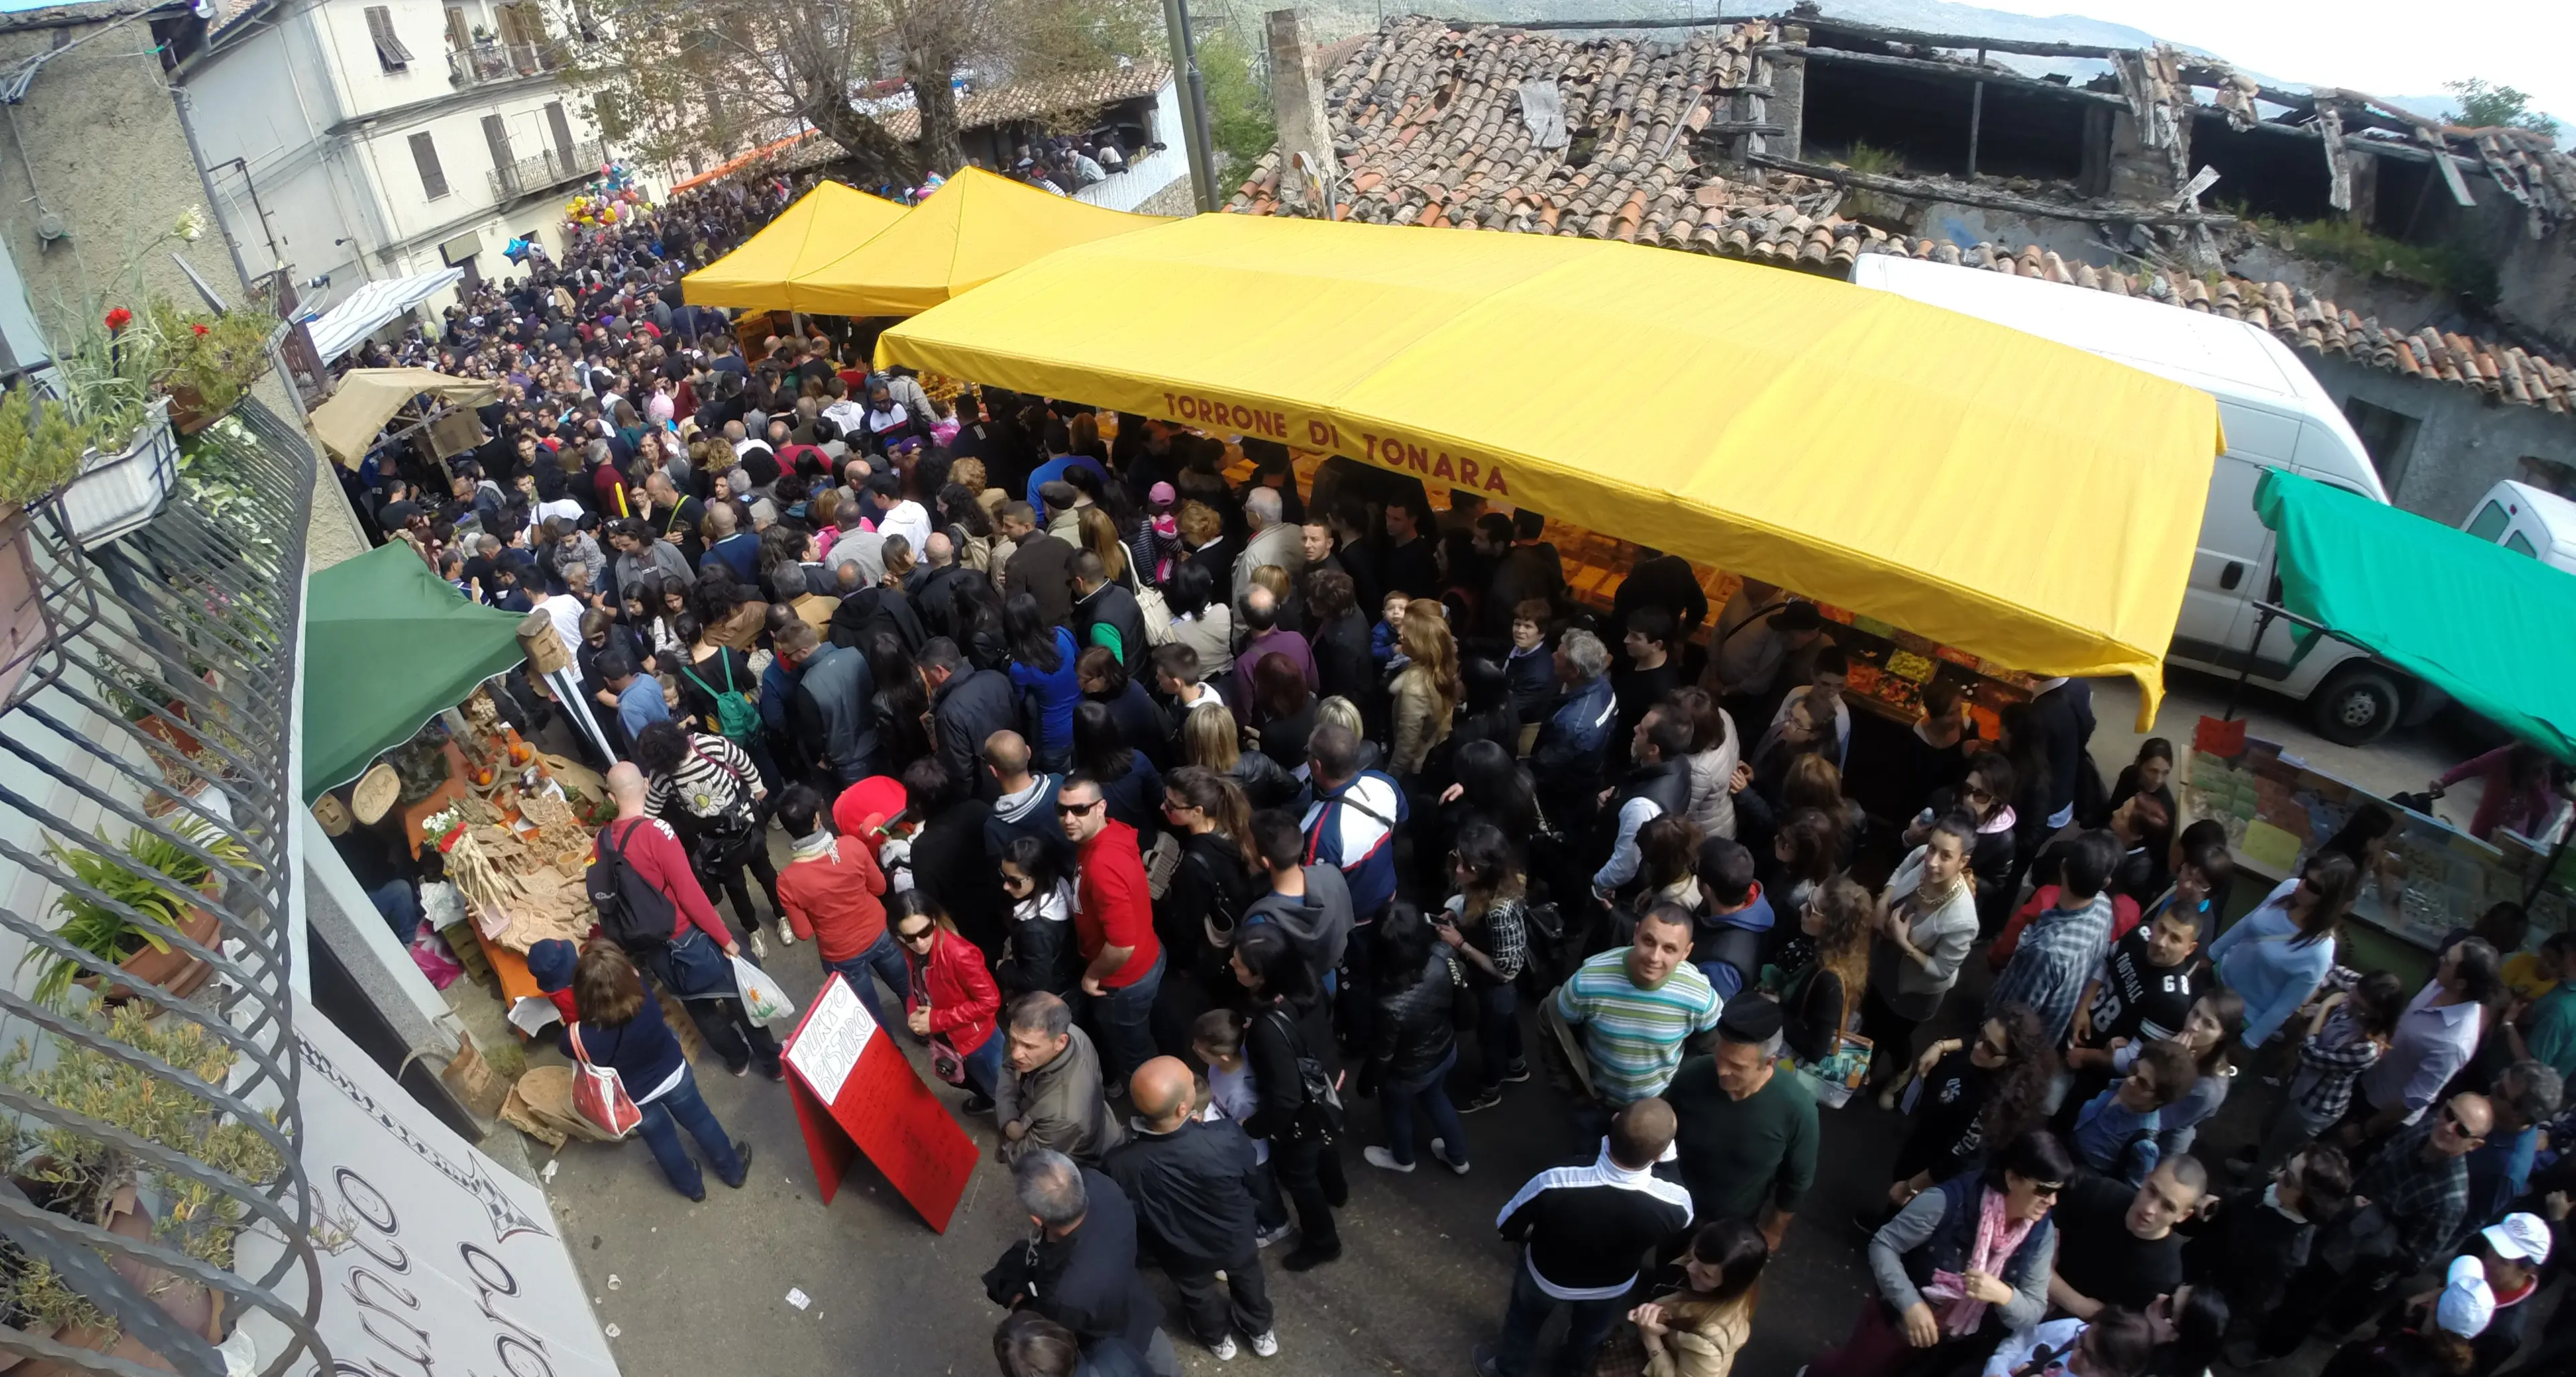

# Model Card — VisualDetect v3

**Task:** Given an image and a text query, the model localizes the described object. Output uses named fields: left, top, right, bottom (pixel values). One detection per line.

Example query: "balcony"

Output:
left=443, top=40, right=561, bottom=87
left=488, top=137, right=602, bottom=201
left=0, top=400, right=325, bottom=1375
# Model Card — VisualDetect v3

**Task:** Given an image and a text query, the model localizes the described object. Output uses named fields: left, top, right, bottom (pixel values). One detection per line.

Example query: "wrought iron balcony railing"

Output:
left=0, top=398, right=325, bottom=1377
left=488, top=137, right=603, bottom=201
left=444, top=39, right=562, bottom=87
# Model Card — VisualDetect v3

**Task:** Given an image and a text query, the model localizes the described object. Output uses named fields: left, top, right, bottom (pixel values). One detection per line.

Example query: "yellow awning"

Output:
left=789, top=167, right=1159, bottom=317
left=877, top=215, right=2222, bottom=724
left=680, top=182, right=908, bottom=311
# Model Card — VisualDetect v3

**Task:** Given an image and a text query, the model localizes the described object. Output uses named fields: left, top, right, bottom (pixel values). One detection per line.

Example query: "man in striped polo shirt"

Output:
left=1550, top=903, right=1722, bottom=1117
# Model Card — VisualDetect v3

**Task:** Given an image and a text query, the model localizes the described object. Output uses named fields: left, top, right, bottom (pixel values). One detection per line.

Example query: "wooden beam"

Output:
left=1790, top=16, right=2129, bottom=60
left=1746, top=152, right=2241, bottom=225
left=1794, top=46, right=2127, bottom=107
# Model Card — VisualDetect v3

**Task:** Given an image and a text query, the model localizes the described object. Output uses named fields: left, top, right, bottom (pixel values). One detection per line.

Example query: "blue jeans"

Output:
left=1495, top=1253, right=1624, bottom=1377
left=1087, top=949, right=1165, bottom=1089
left=963, top=1034, right=1003, bottom=1101
left=824, top=929, right=913, bottom=1034
left=635, top=1069, right=743, bottom=1198
left=1381, top=1045, right=1468, bottom=1167
left=368, top=879, right=421, bottom=943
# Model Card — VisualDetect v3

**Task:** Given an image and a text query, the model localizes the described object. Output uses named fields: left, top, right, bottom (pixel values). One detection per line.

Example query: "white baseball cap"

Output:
left=2437, top=1254, right=2496, bottom=1339
left=2483, top=1211, right=2554, bottom=1264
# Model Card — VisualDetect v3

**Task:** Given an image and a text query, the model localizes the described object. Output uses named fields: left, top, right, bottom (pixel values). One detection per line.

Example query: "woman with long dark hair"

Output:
left=2210, top=849, right=2362, bottom=1051
left=1876, top=1005, right=2059, bottom=1218
left=1766, top=808, right=1842, bottom=946
left=1249, top=652, right=1318, bottom=771
left=1812, top=1131, right=2070, bottom=1377
left=1232, top=924, right=1345, bottom=1272
left=1156, top=766, right=1261, bottom=985
left=1003, top=592, right=1081, bottom=771
left=1777, top=876, right=1874, bottom=1068
left=1077, top=645, right=1170, bottom=771
left=948, top=573, right=1010, bottom=672
left=1597, top=1217, right=1769, bottom=1377
left=1358, top=904, right=1468, bottom=1176
left=1164, top=561, right=1235, bottom=677
left=1073, top=698, right=1163, bottom=842
left=866, top=630, right=933, bottom=771
left=1442, top=821, right=1529, bottom=1112
left=995, top=834, right=1081, bottom=999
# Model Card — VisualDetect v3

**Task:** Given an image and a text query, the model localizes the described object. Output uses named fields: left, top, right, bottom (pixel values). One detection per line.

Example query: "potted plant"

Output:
left=24, top=817, right=257, bottom=1009
left=152, top=301, right=274, bottom=436
left=0, top=1003, right=283, bottom=1370
left=0, top=387, right=90, bottom=705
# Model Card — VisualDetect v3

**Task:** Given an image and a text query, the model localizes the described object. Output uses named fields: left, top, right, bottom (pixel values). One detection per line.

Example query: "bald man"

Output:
left=1481, top=1098, right=1691, bottom=1377
left=1102, top=1057, right=1277, bottom=1359
left=596, top=763, right=784, bottom=1079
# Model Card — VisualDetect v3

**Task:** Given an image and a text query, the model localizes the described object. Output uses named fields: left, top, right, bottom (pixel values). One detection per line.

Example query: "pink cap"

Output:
left=1149, top=482, right=1177, bottom=505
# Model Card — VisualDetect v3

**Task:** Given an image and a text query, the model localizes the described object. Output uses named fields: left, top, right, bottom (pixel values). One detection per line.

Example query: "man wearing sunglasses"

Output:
left=2256, top=1091, right=2493, bottom=1358
left=1061, top=774, right=1164, bottom=1095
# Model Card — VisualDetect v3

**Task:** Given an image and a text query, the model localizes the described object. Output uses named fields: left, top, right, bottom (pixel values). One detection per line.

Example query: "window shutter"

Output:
left=545, top=101, right=576, bottom=172
left=482, top=114, right=513, bottom=168
left=444, top=6, right=471, bottom=50
left=409, top=131, right=447, bottom=199
left=366, top=6, right=414, bottom=67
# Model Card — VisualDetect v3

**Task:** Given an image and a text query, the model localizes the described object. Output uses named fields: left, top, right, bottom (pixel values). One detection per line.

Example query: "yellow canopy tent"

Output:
left=788, top=167, right=1159, bottom=317
left=680, top=181, right=908, bottom=310
left=878, top=214, right=2223, bottom=724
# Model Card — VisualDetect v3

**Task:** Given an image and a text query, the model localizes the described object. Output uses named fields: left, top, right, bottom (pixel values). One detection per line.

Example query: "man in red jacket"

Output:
left=1061, top=772, right=1164, bottom=1093
left=598, top=763, right=782, bottom=1079
left=771, top=784, right=903, bottom=1032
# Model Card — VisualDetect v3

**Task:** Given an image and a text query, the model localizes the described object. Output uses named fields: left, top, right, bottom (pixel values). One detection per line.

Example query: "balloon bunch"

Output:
left=564, top=185, right=650, bottom=228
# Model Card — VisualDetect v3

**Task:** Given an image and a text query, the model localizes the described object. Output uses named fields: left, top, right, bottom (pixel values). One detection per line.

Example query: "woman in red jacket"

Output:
left=894, top=893, right=1003, bottom=1113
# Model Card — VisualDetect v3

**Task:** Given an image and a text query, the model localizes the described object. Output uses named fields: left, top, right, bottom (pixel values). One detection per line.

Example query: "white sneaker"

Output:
left=1208, top=1335, right=1238, bottom=1362
left=1362, top=1146, right=1415, bottom=1172
left=776, top=926, right=796, bottom=946
left=1249, top=1331, right=1279, bottom=1358
left=747, top=930, right=768, bottom=958
left=1255, top=1223, right=1295, bottom=1248
left=1429, top=1138, right=1470, bottom=1176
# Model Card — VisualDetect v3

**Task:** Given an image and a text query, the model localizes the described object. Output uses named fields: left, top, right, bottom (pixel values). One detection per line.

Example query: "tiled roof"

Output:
left=877, top=62, right=1171, bottom=142
left=1230, top=16, right=1802, bottom=237
left=1230, top=17, right=2576, bottom=419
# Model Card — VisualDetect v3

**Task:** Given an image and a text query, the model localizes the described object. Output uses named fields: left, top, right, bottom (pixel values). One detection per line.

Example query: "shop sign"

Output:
left=1154, top=389, right=1517, bottom=496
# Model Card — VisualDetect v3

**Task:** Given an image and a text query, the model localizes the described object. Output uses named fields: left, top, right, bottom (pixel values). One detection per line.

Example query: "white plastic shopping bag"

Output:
left=731, top=954, right=799, bottom=1024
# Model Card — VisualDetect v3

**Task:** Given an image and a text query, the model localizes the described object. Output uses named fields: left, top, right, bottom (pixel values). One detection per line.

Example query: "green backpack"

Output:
left=682, top=655, right=759, bottom=741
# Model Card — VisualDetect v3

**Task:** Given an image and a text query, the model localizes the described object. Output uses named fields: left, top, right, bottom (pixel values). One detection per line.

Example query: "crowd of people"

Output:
left=325, top=180, right=2576, bottom=1377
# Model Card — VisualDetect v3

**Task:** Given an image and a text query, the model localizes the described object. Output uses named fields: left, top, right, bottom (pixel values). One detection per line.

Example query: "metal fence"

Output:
left=445, top=39, right=564, bottom=87
left=490, top=137, right=605, bottom=201
left=0, top=400, right=325, bottom=1376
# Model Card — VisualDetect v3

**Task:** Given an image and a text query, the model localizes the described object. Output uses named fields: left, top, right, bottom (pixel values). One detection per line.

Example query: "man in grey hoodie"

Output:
left=1244, top=810, right=1354, bottom=997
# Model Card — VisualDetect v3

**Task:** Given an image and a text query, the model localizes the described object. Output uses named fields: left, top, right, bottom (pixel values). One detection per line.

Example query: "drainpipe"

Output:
left=1161, top=0, right=1218, bottom=212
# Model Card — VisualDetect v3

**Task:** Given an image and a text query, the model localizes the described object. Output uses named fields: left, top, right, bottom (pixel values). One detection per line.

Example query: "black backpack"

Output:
left=588, top=818, right=677, bottom=954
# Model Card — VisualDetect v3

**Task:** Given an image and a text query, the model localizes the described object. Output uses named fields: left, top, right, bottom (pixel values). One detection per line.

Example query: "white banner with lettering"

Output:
left=239, top=1007, right=618, bottom=1377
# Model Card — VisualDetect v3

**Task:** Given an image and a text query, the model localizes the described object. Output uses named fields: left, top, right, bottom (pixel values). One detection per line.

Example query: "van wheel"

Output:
left=2311, top=667, right=2402, bottom=745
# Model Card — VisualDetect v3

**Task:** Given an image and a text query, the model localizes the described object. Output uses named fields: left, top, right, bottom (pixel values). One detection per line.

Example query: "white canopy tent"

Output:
left=305, top=268, right=465, bottom=360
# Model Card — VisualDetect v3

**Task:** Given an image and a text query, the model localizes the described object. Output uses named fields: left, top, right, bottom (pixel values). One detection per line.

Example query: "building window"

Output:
left=2518, top=456, right=2576, bottom=502
left=409, top=131, right=448, bottom=199
left=364, top=5, right=415, bottom=70
left=2342, top=396, right=2422, bottom=490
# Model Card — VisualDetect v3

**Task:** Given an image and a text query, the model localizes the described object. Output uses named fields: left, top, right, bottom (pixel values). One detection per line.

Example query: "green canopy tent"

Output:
left=301, top=543, right=529, bottom=802
left=2255, top=469, right=2576, bottom=766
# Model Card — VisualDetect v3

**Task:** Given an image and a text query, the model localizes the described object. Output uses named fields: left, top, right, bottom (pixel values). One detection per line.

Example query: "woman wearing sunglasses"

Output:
left=1812, top=1130, right=2074, bottom=1377
left=894, top=893, right=1003, bottom=1113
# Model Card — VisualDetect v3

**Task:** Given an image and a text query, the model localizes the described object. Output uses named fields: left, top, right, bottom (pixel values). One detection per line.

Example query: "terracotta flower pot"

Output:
left=0, top=507, right=52, bottom=708
left=76, top=903, right=223, bottom=1008
left=9, top=1184, right=223, bottom=1377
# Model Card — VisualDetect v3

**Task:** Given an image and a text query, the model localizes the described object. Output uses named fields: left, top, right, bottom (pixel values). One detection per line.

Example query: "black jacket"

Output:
left=994, top=1167, right=1163, bottom=1357
left=914, top=563, right=983, bottom=643
left=828, top=585, right=927, bottom=655
left=1076, top=581, right=1150, bottom=679
left=1241, top=997, right=1339, bottom=1144
left=1614, top=757, right=1694, bottom=830
left=912, top=797, right=1003, bottom=960
left=1310, top=610, right=1375, bottom=714
left=1094, top=680, right=1172, bottom=770
left=1006, top=533, right=1079, bottom=628
left=1225, top=748, right=1302, bottom=812
left=1368, top=946, right=1458, bottom=1087
left=933, top=668, right=1019, bottom=802
left=789, top=644, right=881, bottom=778
left=1157, top=830, right=1261, bottom=971
left=1102, top=1118, right=1261, bottom=1266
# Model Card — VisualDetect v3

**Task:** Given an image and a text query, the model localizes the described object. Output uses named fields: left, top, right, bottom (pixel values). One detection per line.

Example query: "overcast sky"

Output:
left=1963, top=0, right=2574, bottom=123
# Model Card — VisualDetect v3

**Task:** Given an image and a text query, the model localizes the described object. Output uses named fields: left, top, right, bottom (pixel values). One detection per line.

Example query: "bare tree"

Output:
left=562, top=0, right=1157, bottom=181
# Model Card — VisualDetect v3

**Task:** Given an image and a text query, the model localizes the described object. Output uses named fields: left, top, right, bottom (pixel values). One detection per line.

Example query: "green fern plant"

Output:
left=24, top=818, right=256, bottom=1007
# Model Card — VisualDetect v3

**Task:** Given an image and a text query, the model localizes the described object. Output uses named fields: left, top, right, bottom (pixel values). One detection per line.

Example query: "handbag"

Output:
left=911, top=962, right=968, bottom=1085
left=566, top=1024, right=642, bottom=1139
left=1267, top=1007, right=1344, bottom=1143
left=659, top=928, right=736, bottom=1001
left=683, top=743, right=762, bottom=872
left=1133, top=584, right=1179, bottom=647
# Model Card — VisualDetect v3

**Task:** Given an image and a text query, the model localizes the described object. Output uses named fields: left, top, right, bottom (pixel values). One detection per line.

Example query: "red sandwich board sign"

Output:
left=782, top=971, right=979, bottom=1231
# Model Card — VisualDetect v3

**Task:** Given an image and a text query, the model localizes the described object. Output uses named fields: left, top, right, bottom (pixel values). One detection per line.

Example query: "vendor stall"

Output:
left=877, top=212, right=2224, bottom=727
left=679, top=181, right=910, bottom=311
left=308, top=368, right=499, bottom=469
left=778, top=167, right=1157, bottom=317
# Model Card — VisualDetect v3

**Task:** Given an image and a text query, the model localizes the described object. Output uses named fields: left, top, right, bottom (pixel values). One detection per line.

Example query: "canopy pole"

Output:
left=2222, top=605, right=2277, bottom=722
left=1163, top=0, right=1220, bottom=213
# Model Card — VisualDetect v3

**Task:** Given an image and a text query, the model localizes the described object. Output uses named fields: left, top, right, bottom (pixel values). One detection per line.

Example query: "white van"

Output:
left=2461, top=480, right=2576, bottom=571
left=1850, top=254, right=2432, bottom=743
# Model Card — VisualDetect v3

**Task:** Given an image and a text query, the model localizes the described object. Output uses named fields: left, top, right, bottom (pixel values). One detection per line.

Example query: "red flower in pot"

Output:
left=104, top=307, right=132, bottom=331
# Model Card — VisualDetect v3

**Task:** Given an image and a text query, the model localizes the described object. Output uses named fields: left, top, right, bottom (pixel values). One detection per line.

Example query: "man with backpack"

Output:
left=590, top=762, right=784, bottom=1080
